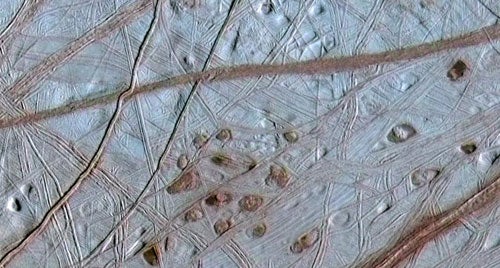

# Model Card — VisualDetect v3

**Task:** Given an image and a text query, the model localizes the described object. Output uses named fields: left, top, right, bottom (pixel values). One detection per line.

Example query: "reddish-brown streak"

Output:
left=1, top=23, right=500, bottom=130
left=357, top=172, right=500, bottom=268
left=1, top=6, right=500, bottom=268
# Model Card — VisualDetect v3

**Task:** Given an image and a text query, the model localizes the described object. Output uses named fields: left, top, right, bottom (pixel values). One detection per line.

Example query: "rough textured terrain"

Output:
left=0, top=0, right=500, bottom=267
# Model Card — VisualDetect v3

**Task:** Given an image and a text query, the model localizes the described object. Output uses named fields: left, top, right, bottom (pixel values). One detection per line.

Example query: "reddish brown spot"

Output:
left=216, top=128, right=232, bottom=141
left=205, top=191, right=233, bottom=207
left=252, top=223, right=267, bottom=238
left=284, top=130, right=299, bottom=143
left=266, top=165, right=290, bottom=188
left=447, top=59, right=468, bottom=81
left=239, top=194, right=264, bottom=212
left=184, top=207, right=204, bottom=222
left=290, top=229, right=319, bottom=254
left=214, top=218, right=232, bottom=235
left=166, top=169, right=200, bottom=194
left=143, top=244, right=160, bottom=266
left=211, top=152, right=232, bottom=166
left=460, top=142, right=477, bottom=154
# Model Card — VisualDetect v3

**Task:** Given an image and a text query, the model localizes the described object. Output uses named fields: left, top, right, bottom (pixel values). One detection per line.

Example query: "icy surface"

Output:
left=0, top=0, right=500, bottom=267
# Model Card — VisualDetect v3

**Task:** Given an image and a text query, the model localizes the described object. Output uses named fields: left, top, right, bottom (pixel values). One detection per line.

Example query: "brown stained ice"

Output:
left=238, top=194, right=264, bottom=212
left=143, top=244, right=160, bottom=266
left=214, top=219, right=232, bottom=235
left=290, top=229, right=320, bottom=254
left=252, top=223, right=267, bottom=238
left=3, top=2, right=500, bottom=268
left=205, top=191, right=233, bottom=207
left=210, top=152, right=233, bottom=167
left=447, top=59, right=468, bottom=81
left=166, top=169, right=200, bottom=194
left=283, top=130, right=299, bottom=143
left=266, top=165, right=291, bottom=188
left=216, top=128, right=232, bottom=141
left=184, top=207, right=204, bottom=222
left=460, top=142, right=477, bottom=154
